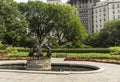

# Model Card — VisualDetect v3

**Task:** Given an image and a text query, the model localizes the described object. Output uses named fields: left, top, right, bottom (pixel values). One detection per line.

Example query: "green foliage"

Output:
left=0, top=41, right=4, bottom=49
left=85, top=20, right=120, bottom=48
left=52, top=53, right=67, bottom=58
left=0, top=0, right=28, bottom=46
left=47, top=36, right=59, bottom=48
left=18, top=1, right=87, bottom=47
left=11, top=47, right=109, bottom=53
left=8, top=52, right=28, bottom=57
left=60, top=42, right=73, bottom=48
left=11, top=47, right=29, bottom=52
left=19, top=37, right=37, bottom=48
left=18, top=1, right=54, bottom=44
left=109, top=47, right=120, bottom=55
left=0, top=50, right=6, bottom=53
left=66, top=53, right=118, bottom=59
left=52, top=53, right=120, bottom=59
left=51, top=48, right=109, bottom=53
left=48, top=4, right=87, bottom=45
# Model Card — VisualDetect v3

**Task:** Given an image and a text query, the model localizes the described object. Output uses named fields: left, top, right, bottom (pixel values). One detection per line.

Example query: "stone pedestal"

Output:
left=26, top=57, right=51, bottom=71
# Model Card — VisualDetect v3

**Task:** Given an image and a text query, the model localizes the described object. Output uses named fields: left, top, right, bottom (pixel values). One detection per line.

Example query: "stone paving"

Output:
left=0, top=58, right=120, bottom=82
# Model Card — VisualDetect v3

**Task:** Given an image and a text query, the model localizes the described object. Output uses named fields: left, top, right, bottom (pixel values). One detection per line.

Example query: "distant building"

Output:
left=93, top=0, right=120, bottom=33
left=47, top=0, right=62, bottom=4
left=69, top=0, right=100, bottom=34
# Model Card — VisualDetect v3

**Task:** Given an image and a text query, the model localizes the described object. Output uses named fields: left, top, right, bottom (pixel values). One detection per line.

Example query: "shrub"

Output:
left=56, top=53, right=67, bottom=58
left=66, top=53, right=120, bottom=59
left=8, top=47, right=109, bottom=53
left=51, top=48, right=109, bottom=53
left=0, top=41, right=3, bottom=49
left=109, top=47, right=120, bottom=55
left=8, top=52, right=28, bottom=57
left=0, top=50, right=6, bottom=53
left=12, top=47, right=29, bottom=52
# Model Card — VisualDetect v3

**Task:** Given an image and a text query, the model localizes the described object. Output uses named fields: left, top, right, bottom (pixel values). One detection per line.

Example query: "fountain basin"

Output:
left=26, top=58, right=51, bottom=71
left=0, top=61, right=105, bottom=74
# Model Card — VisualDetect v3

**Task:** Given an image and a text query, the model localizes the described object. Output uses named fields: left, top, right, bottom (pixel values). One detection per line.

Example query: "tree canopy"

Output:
left=18, top=1, right=87, bottom=47
left=0, top=0, right=28, bottom=46
left=85, top=19, right=120, bottom=48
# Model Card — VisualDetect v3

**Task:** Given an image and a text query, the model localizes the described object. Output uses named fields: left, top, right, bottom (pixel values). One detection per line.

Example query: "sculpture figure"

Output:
left=28, top=45, right=42, bottom=59
left=27, top=44, right=52, bottom=71
left=28, top=44, right=51, bottom=59
left=43, top=45, right=52, bottom=58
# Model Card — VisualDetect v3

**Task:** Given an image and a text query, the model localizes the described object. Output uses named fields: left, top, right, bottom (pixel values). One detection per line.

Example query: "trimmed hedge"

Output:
left=51, top=48, right=109, bottom=53
left=66, top=53, right=116, bottom=59
left=13, top=48, right=109, bottom=53
left=12, top=47, right=29, bottom=52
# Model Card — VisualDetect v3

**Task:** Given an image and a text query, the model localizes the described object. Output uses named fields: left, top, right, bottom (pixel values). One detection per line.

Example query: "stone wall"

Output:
left=26, top=58, right=51, bottom=71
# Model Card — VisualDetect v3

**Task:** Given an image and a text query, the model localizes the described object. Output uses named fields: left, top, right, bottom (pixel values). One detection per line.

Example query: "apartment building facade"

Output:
left=93, top=0, right=120, bottom=33
left=69, top=0, right=100, bottom=34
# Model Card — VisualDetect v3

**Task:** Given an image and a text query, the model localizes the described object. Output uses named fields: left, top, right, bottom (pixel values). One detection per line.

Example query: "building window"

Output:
left=117, top=4, right=119, bottom=8
left=112, top=4, right=115, bottom=9
left=79, top=5, right=81, bottom=8
left=113, top=10, right=115, bottom=14
left=103, top=7, right=106, bottom=11
left=96, top=15, right=97, bottom=18
left=99, top=8, right=101, bottom=12
left=96, top=25, right=98, bottom=28
left=96, top=9, right=97, bottom=13
left=96, top=20, right=98, bottom=23
left=83, top=6, right=84, bottom=8
left=104, top=13, right=106, bottom=16
left=113, top=15, right=115, bottom=19
left=118, top=10, right=119, bottom=13
left=104, top=19, right=106, bottom=21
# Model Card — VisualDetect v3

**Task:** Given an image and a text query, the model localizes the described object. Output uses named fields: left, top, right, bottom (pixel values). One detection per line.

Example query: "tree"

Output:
left=48, top=4, right=87, bottom=45
left=85, top=19, right=120, bottom=47
left=18, top=1, right=54, bottom=44
left=99, top=20, right=120, bottom=47
left=0, top=16, right=6, bottom=41
left=0, top=0, right=28, bottom=46
left=18, top=1, right=87, bottom=47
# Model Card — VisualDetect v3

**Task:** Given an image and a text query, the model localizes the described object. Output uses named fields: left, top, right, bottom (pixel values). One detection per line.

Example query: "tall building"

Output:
left=93, top=0, right=120, bottom=33
left=69, top=0, right=100, bottom=34
left=47, top=0, right=62, bottom=4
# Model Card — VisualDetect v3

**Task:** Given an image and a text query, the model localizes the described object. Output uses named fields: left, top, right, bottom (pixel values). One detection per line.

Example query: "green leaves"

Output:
left=18, top=1, right=87, bottom=46
left=0, top=0, right=28, bottom=46
left=85, top=19, right=120, bottom=48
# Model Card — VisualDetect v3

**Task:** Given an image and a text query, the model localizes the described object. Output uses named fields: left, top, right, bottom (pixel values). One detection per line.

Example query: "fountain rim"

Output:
left=0, top=62, right=105, bottom=75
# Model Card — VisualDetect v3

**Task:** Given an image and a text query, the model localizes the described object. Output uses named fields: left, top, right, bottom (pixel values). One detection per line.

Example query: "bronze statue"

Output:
left=28, top=45, right=42, bottom=59
left=43, top=45, right=52, bottom=58
left=28, top=44, right=51, bottom=59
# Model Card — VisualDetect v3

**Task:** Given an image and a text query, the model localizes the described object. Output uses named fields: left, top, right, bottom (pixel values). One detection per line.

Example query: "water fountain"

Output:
left=0, top=45, right=104, bottom=74
left=26, top=44, right=52, bottom=71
